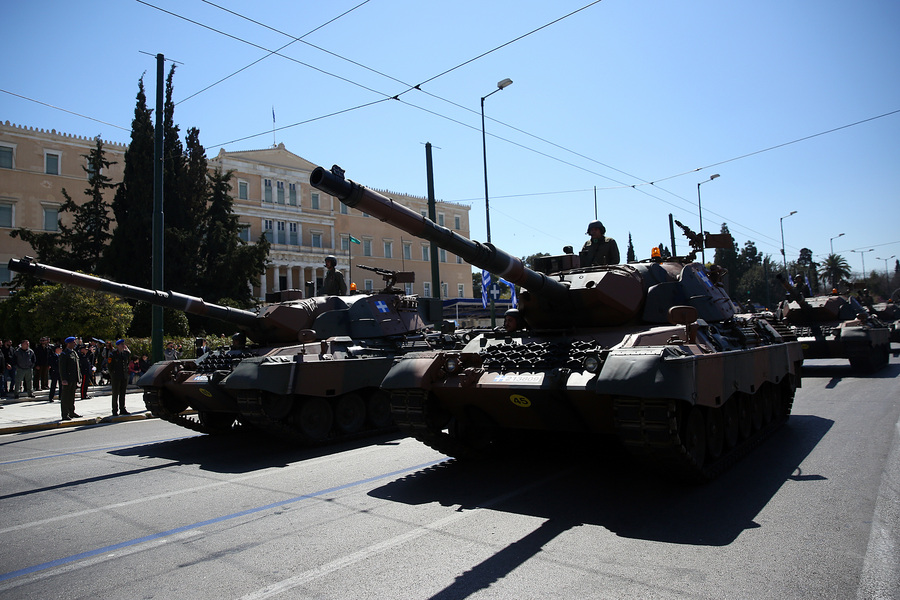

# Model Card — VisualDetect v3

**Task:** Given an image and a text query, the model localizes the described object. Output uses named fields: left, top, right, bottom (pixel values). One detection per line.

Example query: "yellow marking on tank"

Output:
left=510, top=394, right=531, bottom=408
left=199, top=388, right=213, bottom=398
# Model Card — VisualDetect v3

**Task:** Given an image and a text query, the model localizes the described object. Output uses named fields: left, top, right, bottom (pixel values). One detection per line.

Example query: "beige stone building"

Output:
left=1, top=122, right=472, bottom=303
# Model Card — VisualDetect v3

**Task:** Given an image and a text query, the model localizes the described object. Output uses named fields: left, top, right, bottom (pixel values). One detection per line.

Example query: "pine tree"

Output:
left=11, top=138, right=115, bottom=276
left=105, top=75, right=154, bottom=286
left=626, top=233, right=636, bottom=262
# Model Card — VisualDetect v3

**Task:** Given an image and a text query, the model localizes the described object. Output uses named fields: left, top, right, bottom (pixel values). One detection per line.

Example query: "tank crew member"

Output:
left=503, top=309, right=526, bottom=332
left=581, top=220, right=620, bottom=266
left=59, top=337, right=82, bottom=421
left=322, top=255, right=347, bottom=295
left=109, top=339, right=131, bottom=416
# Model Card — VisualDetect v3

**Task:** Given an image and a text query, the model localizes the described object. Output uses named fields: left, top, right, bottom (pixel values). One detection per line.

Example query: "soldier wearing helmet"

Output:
left=580, top=220, right=620, bottom=266
left=503, top=308, right=526, bottom=332
left=322, top=255, right=347, bottom=295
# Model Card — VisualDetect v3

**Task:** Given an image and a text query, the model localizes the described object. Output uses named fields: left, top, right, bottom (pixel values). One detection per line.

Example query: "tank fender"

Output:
left=225, top=356, right=294, bottom=395
left=595, top=348, right=695, bottom=401
left=381, top=352, right=445, bottom=391
left=137, top=361, right=179, bottom=387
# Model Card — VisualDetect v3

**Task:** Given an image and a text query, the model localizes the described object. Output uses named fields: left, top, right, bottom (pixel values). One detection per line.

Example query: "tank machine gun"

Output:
left=310, top=165, right=804, bottom=480
left=8, top=256, right=458, bottom=442
left=355, top=263, right=415, bottom=292
left=775, top=273, right=891, bottom=371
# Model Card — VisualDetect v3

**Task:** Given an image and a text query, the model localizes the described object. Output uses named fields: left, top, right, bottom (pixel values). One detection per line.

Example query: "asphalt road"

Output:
left=1, top=358, right=898, bottom=600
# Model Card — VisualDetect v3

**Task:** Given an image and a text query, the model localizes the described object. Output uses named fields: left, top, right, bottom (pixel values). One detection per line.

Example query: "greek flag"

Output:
left=499, top=278, right=518, bottom=308
left=481, top=270, right=491, bottom=308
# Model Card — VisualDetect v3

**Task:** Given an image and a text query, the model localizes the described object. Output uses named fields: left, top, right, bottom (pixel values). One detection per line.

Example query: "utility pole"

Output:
left=152, top=53, right=165, bottom=362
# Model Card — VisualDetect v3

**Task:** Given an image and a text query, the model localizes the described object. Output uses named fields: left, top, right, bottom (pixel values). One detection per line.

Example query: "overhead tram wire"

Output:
left=140, top=1, right=897, bottom=257
left=0, top=88, right=130, bottom=132
left=177, top=0, right=375, bottom=105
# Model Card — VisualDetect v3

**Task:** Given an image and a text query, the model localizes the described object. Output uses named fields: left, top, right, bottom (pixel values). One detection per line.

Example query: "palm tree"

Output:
left=818, top=253, right=851, bottom=292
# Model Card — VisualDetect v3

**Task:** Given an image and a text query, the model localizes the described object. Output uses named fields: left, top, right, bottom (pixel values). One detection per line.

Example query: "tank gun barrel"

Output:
left=8, top=257, right=260, bottom=329
left=310, top=166, right=568, bottom=302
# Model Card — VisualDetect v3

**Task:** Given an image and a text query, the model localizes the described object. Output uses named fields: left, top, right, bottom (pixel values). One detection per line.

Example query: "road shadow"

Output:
left=369, top=415, right=833, bottom=548
left=109, top=429, right=405, bottom=474
left=801, top=360, right=899, bottom=385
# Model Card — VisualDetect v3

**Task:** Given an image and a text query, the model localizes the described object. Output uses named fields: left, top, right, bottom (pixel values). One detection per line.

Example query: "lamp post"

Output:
left=696, top=174, right=720, bottom=265
left=779, top=210, right=797, bottom=270
left=829, top=232, right=844, bottom=255
left=481, top=77, right=512, bottom=327
left=852, top=248, right=874, bottom=284
left=875, top=254, right=895, bottom=279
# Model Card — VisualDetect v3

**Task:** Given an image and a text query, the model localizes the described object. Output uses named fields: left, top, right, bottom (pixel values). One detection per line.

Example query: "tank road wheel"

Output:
left=737, top=393, right=753, bottom=441
left=198, top=411, right=239, bottom=435
left=750, top=391, right=766, bottom=432
left=334, top=393, right=366, bottom=435
left=366, top=391, right=393, bottom=429
left=681, top=406, right=706, bottom=469
left=760, top=385, right=775, bottom=426
left=704, top=406, right=725, bottom=461
left=291, top=397, right=334, bottom=442
left=722, top=398, right=740, bottom=450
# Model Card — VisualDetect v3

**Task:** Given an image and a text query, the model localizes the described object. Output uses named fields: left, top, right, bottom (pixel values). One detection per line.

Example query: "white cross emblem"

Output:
left=375, top=300, right=390, bottom=313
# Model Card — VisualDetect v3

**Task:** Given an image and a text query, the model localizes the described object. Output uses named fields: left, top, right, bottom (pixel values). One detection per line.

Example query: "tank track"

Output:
left=142, top=388, right=213, bottom=434
left=390, top=378, right=796, bottom=481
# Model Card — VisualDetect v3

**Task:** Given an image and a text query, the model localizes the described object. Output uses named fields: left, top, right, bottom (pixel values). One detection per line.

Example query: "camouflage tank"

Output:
left=775, top=275, right=891, bottom=372
left=310, top=165, right=804, bottom=480
left=8, top=256, right=458, bottom=443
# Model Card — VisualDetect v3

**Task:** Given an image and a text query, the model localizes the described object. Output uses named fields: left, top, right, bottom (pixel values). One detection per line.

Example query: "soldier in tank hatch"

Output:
left=581, top=220, right=620, bottom=266
left=322, top=255, right=347, bottom=296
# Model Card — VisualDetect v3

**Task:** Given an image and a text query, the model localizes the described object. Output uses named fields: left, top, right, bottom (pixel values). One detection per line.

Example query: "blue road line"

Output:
left=0, top=457, right=446, bottom=583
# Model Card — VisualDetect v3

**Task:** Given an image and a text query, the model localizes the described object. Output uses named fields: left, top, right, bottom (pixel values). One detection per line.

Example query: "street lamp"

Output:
left=481, top=77, right=512, bottom=327
left=779, top=210, right=797, bottom=270
left=829, top=232, right=844, bottom=255
left=875, top=255, right=896, bottom=279
left=852, top=248, right=874, bottom=284
left=481, top=77, right=513, bottom=245
left=696, top=174, right=720, bottom=264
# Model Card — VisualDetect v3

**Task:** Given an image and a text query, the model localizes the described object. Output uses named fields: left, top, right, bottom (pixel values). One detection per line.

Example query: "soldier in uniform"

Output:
left=322, top=255, right=347, bottom=295
left=580, top=220, right=620, bottom=266
left=109, top=339, right=131, bottom=416
left=58, top=337, right=82, bottom=421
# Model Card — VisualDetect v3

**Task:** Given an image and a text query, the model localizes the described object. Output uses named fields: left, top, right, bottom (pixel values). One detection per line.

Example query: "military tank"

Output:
left=310, top=165, right=804, bottom=480
left=8, top=256, right=458, bottom=443
left=775, top=275, right=891, bottom=372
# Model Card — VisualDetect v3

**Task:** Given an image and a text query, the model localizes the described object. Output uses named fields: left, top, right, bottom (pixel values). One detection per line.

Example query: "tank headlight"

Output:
left=583, top=355, right=601, bottom=373
left=444, top=355, right=461, bottom=374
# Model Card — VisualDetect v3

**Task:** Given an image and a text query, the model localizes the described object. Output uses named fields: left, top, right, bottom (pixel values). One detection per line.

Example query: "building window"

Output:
left=438, top=213, right=445, bottom=226
left=423, top=282, right=431, bottom=297
left=276, top=221, right=286, bottom=244
left=363, top=239, right=372, bottom=256
left=439, top=249, right=447, bottom=263
left=45, top=152, right=60, bottom=175
left=441, top=282, right=448, bottom=298
left=405, top=283, right=413, bottom=295
left=420, top=210, right=427, bottom=219
left=422, top=245, right=430, bottom=261
left=289, top=183, right=297, bottom=206
left=263, top=219, right=273, bottom=240
left=341, top=236, right=349, bottom=251
left=454, top=215, right=461, bottom=229
left=457, top=255, right=463, bottom=264
left=276, top=181, right=285, bottom=204
left=289, top=222, right=298, bottom=245
left=311, top=232, right=322, bottom=248
left=364, top=279, right=374, bottom=292
left=43, top=207, right=59, bottom=232
left=0, top=265, right=10, bottom=287
left=457, top=284, right=465, bottom=298
left=311, top=192, right=320, bottom=210
left=0, top=146, right=13, bottom=169
left=238, top=180, right=249, bottom=200
left=384, top=240, right=393, bottom=258
left=0, top=203, right=13, bottom=228
left=239, top=224, right=250, bottom=242
left=403, top=243, right=412, bottom=261
left=340, top=202, right=348, bottom=215
left=264, top=179, right=273, bottom=203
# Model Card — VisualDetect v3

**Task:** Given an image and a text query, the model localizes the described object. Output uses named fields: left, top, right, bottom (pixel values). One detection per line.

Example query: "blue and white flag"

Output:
left=481, top=270, right=491, bottom=308
left=499, top=278, right=518, bottom=308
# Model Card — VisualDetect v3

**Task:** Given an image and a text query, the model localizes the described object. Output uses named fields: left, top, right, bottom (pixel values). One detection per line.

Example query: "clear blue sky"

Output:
left=3, top=0, right=899, bottom=277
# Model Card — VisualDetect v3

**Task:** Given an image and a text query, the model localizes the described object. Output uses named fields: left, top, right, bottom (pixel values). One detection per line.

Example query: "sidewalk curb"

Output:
left=0, top=411, right=155, bottom=434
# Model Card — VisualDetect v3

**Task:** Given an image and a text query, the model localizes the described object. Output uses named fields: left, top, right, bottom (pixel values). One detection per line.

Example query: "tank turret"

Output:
left=310, top=166, right=736, bottom=330
left=8, top=256, right=425, bottom=344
